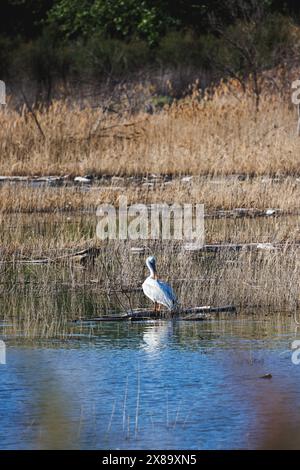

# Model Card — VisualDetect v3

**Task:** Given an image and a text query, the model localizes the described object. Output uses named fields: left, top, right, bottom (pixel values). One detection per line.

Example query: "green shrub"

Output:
left=73, top=36, right=151, bottom=79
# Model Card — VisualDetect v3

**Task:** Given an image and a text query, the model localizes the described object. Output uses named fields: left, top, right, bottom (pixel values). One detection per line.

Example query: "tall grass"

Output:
left=0, top=239, right=299, bottom=339
left=2, top=176, right=300, bottom=214
left=1, top=72, right=299, bottom=177
left=1, top=71, right=300, bottom=337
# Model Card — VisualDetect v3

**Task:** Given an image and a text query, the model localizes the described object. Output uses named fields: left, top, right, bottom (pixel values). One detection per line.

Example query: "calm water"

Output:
left=1, top=317, right=300, bottom=450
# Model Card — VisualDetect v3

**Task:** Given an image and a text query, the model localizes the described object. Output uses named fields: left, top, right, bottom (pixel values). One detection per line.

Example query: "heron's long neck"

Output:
left=148, top=265, right=157, bottom=279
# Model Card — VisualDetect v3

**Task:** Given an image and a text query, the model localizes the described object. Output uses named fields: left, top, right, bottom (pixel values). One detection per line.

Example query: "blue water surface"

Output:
left=0, top=318, right=300, bottom=449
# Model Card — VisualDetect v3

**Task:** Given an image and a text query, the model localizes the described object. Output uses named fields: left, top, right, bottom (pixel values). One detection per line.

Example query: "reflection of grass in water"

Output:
left=35, top=383, right=78, bottom=450
left=23, top=364, right=105, bottom=449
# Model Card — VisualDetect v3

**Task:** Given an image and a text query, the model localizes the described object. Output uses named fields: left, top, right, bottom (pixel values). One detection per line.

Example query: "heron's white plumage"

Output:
left=142, top=256, right=177, bottom=311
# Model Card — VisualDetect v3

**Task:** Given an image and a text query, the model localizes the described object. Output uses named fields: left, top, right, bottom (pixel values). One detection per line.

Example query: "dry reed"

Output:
left=1, top=73, right=300, bottom=178
left=1, top=177, right=300, bottom=214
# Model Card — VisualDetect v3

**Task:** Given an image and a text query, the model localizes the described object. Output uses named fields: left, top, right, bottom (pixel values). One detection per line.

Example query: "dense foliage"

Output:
left=1, top=0, right=300, bottom=100
left=1, top=1, right=299, bottom=42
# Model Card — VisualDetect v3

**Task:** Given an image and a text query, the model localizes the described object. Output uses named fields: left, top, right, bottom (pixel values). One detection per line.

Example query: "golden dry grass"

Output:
left=1, top=73, right=300, bottom=327
left=1, top=177, right=300, bottom=214
left=1, top=76, right=300, bottom=177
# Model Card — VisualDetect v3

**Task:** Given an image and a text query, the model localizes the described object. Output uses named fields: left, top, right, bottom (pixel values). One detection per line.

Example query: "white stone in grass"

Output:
left=131, top=247, right=146, bottom=254
left=74, top=176, right=91, bottom=184
left=257, top=243, right=275, bottom=251
left=181, top=176, right=193, bottom=183
left=265, top=209, right=276, bottom=216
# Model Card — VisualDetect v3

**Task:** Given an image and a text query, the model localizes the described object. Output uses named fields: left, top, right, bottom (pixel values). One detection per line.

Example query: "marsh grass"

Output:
left=2, top=177, right=300, bottom=214
left=0, top=237, right=299, bottom=338
left=0, top=207, right=299, bottom=339
left=1, top=182, right=300, bottom=261
left=1, top=73, right=300, bottom=177
left=1, top=73, right=300, bottom=337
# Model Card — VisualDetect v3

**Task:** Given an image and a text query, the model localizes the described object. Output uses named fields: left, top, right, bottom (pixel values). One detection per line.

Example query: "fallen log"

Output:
left=72, top=305, right=236, bottom=323
left=179, top=305, right=236, bottom=314
left=13, top=247, right=101, bottom=266
left=183, top=242, right=278, bottom=252
left=205, top=208, right=282, bottom=219
left=10, top=240, right=300, bottom=266
left=131, top=242, right=300, bottom=255
left=0, top=175, right=66, bottom=186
